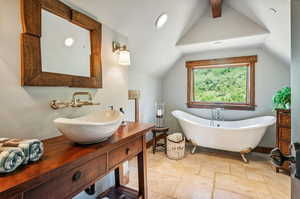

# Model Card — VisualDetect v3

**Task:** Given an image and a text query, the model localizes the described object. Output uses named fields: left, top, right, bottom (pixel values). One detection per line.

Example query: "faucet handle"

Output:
left=50, top=100, right=59, bottom=110
left=50, top=100, right=70, bottom=109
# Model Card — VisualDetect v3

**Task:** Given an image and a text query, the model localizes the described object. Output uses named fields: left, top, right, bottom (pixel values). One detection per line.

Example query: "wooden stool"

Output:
left=152, top=127, right=169, bottom=154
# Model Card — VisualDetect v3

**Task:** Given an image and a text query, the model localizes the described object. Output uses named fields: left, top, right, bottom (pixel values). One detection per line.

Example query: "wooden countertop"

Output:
left=0, top=122, right=154, bottom=197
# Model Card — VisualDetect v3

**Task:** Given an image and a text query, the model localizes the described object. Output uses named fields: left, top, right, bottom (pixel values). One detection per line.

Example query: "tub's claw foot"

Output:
left=241, top=153, right=249, bottom=163
left=240, top=148, right=252, bottom=163
left=191, top=146, right=197, bottom=154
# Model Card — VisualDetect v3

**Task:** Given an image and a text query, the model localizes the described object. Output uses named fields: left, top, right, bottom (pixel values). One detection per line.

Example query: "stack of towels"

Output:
left=0, top=138, right=44, bottom=174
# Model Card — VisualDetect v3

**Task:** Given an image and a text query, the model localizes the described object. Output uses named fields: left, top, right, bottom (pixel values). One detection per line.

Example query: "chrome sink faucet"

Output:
left=50, top=92, right=100, bottom=110
left=72, top=92, right=92, bottom=103
left=70, top=92, right=98, bottom=107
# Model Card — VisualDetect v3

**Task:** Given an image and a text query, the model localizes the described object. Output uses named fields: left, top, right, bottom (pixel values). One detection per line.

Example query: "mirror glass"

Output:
left=41, top=9, right=91, bottom=77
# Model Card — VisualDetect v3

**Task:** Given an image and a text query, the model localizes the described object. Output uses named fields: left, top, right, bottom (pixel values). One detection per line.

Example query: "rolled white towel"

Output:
left=1, top=138, right=44, bottom=164
left=0, top=146, right=25, bottom=173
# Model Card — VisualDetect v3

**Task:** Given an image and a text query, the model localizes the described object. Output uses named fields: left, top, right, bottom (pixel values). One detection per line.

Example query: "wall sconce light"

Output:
left=112, top=41, right=131, bottom=66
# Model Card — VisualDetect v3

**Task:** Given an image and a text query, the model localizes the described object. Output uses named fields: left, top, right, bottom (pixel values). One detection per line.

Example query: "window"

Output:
left=186, top=56, right=257, bottom=110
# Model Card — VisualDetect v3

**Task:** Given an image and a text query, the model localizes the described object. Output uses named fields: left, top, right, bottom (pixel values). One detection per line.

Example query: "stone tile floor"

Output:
left=127, top=146, right=290, bottom=199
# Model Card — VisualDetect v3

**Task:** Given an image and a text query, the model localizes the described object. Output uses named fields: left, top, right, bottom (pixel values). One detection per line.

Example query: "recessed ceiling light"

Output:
left=269, top=8, right=278, bottom=14
left=155, top=13, right=168, bottom=29
left=64, top=37, right=74, bottom=47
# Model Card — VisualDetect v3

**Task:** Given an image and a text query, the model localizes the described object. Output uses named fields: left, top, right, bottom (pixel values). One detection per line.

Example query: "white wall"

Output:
left=128, top=70, right=162, bottom=139
left=0, top=1, right=128, bottom=198
left=291, top=0, right=300, bottom=143
left=64, top=0, right=204, bottom=78
left=162, top=47, right=290, bottom=147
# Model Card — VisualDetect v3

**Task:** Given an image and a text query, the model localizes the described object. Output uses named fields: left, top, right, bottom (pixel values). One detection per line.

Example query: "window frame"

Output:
left=186, top=55, right=257, bottom=111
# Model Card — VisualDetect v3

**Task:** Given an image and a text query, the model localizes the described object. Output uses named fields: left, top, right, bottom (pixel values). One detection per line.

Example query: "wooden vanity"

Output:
left=0, top=122, right=154, bottom=199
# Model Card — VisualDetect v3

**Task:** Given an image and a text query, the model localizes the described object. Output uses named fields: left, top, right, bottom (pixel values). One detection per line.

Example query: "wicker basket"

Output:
left=166, top=133, right=185, bottom=160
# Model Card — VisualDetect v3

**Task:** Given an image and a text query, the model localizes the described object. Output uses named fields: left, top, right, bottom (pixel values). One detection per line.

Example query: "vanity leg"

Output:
left=152, top=132, right=157, bottom=154
left=138, top=135, right=148, bottom=199
left=114, top=167, right=121, bottom=187
left=85, top=184, right=95, bottom=195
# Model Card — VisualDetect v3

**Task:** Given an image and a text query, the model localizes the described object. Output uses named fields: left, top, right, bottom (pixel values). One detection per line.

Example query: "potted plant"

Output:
left=272, top=86, right=291, bottom=110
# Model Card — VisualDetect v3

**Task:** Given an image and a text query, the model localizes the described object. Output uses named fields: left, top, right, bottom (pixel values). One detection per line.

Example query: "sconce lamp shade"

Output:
left=119, top=50, right=131, bottom=66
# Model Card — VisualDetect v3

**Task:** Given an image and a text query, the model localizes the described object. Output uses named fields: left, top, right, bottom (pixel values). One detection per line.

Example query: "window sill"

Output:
left=187, top=102, right=256, bottom=111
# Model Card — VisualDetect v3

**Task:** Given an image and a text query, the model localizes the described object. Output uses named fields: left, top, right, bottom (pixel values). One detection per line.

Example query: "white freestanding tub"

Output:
left=172, top=110, right=276, bottom=162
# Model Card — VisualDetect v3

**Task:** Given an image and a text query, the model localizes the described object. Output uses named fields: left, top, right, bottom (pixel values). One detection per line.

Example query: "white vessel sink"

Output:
left=54, top=110, right=123, bottom=144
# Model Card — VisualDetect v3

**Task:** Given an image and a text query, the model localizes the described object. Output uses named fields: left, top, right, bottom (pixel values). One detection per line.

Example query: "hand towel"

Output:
left=1, top=138, right=44, bottom=164
left=0, top=145, right=25, bottom=173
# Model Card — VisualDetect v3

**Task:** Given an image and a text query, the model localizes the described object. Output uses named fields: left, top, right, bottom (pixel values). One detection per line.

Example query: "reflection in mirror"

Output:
left=41, top=9, right=91, bottom=77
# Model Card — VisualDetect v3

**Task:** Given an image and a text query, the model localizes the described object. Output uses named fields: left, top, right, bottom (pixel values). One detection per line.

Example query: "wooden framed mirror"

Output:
left=20, top=0, right=102, bottom=88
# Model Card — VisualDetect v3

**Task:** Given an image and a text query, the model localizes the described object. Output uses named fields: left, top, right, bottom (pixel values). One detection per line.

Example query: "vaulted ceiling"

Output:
left=66, top=0, right=291, bottom=77
left=177, top=5, right=270, bottom=54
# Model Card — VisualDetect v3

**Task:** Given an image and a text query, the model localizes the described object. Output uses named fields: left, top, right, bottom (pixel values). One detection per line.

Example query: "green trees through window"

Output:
left=193, top=66, right=248, bottom=103
left=186, top=55, right=256, bottom=110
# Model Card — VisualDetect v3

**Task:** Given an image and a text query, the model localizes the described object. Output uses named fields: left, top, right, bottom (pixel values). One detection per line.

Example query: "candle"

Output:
left=157, top=109, right=163, bottom=116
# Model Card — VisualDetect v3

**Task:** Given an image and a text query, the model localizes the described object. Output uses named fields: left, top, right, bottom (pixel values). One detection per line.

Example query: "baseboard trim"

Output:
left=253, top=146, right=273, bottom=154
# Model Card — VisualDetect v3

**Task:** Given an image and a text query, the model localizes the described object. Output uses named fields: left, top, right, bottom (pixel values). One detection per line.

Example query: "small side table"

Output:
left=152, top=127, right=169, bottom=154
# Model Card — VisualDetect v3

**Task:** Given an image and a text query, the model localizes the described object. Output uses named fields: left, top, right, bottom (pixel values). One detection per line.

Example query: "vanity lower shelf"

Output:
left=0, top=122, right=154, bottom=199
left=97, top=186, right=139, bottom=199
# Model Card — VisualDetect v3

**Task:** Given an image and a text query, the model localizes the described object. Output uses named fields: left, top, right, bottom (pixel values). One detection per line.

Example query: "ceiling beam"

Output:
left=210, top=0, right=222, bottom=18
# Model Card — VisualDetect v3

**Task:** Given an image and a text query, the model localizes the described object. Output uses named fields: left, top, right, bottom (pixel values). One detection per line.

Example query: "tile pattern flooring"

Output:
left=127, top=146, right=290, bottom=199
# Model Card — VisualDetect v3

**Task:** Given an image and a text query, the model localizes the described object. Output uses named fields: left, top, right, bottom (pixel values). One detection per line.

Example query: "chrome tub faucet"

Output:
left=210, top=107, right=224, bottom=126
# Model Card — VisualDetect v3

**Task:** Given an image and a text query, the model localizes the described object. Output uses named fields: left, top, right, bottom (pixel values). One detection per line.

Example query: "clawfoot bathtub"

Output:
left=172, top=110, right=276, bottom=162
